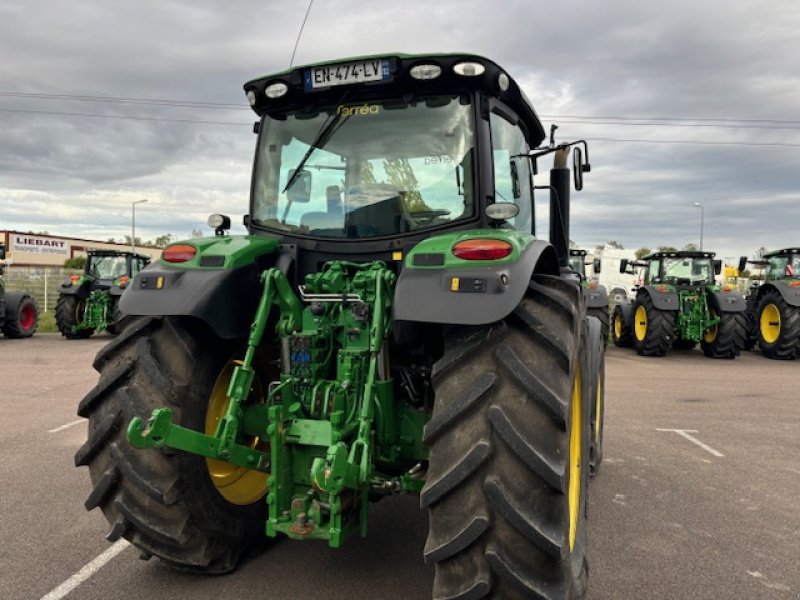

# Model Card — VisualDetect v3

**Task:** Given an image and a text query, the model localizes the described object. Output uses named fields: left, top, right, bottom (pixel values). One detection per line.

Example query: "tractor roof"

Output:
left=243, top=52, right=546, bottom=146
left=87, top=249, right=149, bottom=260
left=645, top=250, right=716, bottom=260
left=763, top=247, right=800, bottom=258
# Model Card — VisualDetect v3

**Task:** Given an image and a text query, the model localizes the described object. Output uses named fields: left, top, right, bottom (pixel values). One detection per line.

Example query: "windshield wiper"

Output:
left=282, top=108, right=351, bottom=195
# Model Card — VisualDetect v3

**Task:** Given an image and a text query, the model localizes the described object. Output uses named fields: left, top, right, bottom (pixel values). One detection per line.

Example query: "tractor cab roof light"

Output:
left=163, top=244, right=197, bottom=263
left=265, top=82, right=289, bottom=99
left=409, top=63, right=442, bottom=80
left=453, top=61, right=486, bottom=77
left=452, top=239, right=512, bottom=261
left=246, top=90, right=258, bottom=106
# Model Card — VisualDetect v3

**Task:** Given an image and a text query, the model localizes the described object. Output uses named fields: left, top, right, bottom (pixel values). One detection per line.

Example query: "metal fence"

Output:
left=2, top=267, right=81, bottom=312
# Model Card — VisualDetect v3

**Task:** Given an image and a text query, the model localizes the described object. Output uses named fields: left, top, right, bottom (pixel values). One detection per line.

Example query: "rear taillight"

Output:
left=163, top=244, right=197, bottom=263
left=452, top=239, right=513, bottom=261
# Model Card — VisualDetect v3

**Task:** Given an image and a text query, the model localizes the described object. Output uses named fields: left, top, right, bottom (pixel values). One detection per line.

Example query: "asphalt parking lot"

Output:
left=0, top=334, right=798, bottom=599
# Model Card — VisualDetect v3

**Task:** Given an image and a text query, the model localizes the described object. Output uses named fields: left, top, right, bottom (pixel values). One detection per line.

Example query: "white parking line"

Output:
left=47, top=419, right=84, bottom=434
left=656, top=428, right=725, bottom=457
left=39, top=539, right=130, bottom=600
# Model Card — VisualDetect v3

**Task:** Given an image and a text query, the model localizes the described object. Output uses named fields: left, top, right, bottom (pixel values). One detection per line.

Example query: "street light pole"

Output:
left=132, top=199, right=148, bottom=255
left=694, top=202, right=704, bottom=250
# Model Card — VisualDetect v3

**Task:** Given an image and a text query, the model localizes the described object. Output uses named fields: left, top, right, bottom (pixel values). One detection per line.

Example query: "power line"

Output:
left=590, top=137, right=800, bottom=148
left=0, top=91, right=248, bottom=110
left=0, top=107, right=248, bottom=126
left=554, top=119, right=800, bottom=131
left=289, top=0, right=314, bottom=68
left=542, top=114, right=800, bottom=125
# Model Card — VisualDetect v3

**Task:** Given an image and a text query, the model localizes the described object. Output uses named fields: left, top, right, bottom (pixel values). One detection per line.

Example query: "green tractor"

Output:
left=612, top=250, right=747, bottom=358
left=739, top=248, right=800, bottom=359
left=75, top=53, right=603, bottom=598
left=56, top=249, right=149, bottom=339
left=569, top=249, right=609, bottom=340
left=0, top=243, right=39, bottom=338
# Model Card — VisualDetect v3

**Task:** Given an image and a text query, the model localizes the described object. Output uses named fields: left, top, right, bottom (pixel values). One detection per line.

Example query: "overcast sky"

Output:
left=1, top=0, right=799, bottom=261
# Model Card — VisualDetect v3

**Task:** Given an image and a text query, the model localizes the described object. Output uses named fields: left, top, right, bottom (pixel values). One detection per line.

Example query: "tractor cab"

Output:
left=763, top=248, right=800, bottom=281
left=84, top=250, right=150, bottom=289
left=644, top=251, right=720, bottom=289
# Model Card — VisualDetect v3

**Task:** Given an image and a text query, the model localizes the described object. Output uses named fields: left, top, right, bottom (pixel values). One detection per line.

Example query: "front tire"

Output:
left=2, top=292, right=39, bottom=338
left=632, top=294, right=674, bottom=356
left=56, top=294, right=93, bottom=339
left=74, top=316, right=270, bottom=573
left=422, top=274, right=590, bottom=599
left=756, top=290, right=800, bottom=359
left=587, top=305, right=609, bottom=343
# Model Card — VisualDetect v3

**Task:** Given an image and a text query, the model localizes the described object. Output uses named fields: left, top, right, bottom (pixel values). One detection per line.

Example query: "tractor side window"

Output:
left=646, top=260, right=661, bottom=284
left=767, top=256, right=789, bottom=280
left=490, top=110, right=532, bottom=232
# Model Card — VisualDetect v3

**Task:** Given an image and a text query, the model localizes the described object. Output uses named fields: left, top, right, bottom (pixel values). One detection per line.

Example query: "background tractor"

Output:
left=613, top=251, right=747, bottom=358
left=569, top=248, right=609, bottom=340
left=56, top=249, right=149, bottom=339
left=739, top=248, right=800, bottom=359
left=75, top=53, right=602, bottom=599
left=0, top=243, right=39, bottom=338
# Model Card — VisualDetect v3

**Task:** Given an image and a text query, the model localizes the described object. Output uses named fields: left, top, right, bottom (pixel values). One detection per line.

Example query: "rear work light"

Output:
left=163, top=244, right=197, bottom=263
left=452, top=239, right=512, bottom=261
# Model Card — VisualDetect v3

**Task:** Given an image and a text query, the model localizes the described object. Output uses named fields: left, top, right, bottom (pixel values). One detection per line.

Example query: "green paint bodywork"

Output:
left=128, top=260, right=428, bottom=547
left=405, top=229, right=532, bottom=269
left=159, top=236, right=281, bottom=270
left=676, top=285, right=720, bottom=341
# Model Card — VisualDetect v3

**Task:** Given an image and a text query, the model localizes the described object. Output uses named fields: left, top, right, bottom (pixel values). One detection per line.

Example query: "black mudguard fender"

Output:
left=639, top=286, right=679, bottom=311
left=583, top=284, right=609, bottom=309
left=708, top=289, right=747, bottom=313
left=393, top=240, right=560, bottom=325
left=764, top=281, right=800, bottom=308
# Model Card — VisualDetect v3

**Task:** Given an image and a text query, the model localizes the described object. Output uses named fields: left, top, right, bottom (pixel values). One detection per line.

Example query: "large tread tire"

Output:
left=743, top=296, right=758, bottom=351
left=585, top=316, right=605, bottom=477
left=422, top=274, right=590, bottom=600
left=2, top=292, right=39, bottom=338
left=756, top=290, right=800, bottom=359
left=632, top=294, right=674, bottom=357
left=701, top=310, right=747, bottom=359
left=587, top=306, right=609, bottom=344
left=75, top=316, right=269, bottom=573
left=56, top=294, right=94, bottom=339
left=104, top=300, right=122, bottom=335
left=611, top=304, right=632, bottom=347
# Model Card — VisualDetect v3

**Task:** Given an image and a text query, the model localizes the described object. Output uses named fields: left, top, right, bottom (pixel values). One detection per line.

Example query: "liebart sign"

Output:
left=13, top=234, right=69, bottom=256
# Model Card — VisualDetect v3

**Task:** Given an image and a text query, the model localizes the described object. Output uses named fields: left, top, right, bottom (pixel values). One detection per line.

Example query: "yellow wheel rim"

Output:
left=614, top=313, right=622, bottom=339
left=568, top=365, right=582, bottom=552
left=205, top=361, right=269, bottom=505
left=634, top=305, right=648, bottom=342
left=594, top=370, right=603, bottom=445
left=703, top=309, right=718, bottom=343
left=760, top=303, right=781, bottom=344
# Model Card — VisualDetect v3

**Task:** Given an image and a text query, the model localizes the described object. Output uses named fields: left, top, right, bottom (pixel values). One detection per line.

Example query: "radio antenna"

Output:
left=289, top=0, right=315, bottom=69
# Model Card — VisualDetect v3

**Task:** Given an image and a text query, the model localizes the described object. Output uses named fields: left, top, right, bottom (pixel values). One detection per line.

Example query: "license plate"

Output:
left=305, top=59, right=390, bottom=90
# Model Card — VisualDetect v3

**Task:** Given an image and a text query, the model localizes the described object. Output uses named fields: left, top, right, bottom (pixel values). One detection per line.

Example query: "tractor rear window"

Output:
left=660, top=257, right=714, bottom=285
left=251, top=95, right=474, bottom=238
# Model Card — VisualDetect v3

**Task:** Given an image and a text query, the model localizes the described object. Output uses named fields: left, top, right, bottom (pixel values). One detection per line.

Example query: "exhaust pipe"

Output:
left=549, top=147, right=571, bottom=270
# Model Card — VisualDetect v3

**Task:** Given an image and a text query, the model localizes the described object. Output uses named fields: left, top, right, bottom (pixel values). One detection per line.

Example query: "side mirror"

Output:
left=714, top=260, right=722, bottom=275
left=286, top=169, right=312, bottom=204
left=573, top=147, right=585, bottom=191
left=593, top=258, right=601, bottom=274
left=620, top=258, right=629, bottom=273
left=738, top=256, right=747, bottom=272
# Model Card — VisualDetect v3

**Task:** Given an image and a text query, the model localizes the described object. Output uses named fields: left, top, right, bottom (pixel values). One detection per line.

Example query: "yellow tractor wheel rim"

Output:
left=205, top=361, right=269, bottom=505
left=614, top=313, right=622, bottom=339
left=704, top=309, right=718, bottom=343
left=568, top=366, right=582, bottom=552
left=634, top=305, right=648, bottom=341
left=760, top=303, right=781, bottom=344
left=594, top=370, right=603, bottom=445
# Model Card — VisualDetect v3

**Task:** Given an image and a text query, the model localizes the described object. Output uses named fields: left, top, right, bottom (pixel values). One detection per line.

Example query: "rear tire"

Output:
left=587, top=306, right=609, bottom=343
left=74, top=316, right=270, bottom=573
left=56, top=294, right=94, bottom=339
left=756, top=290, right=800, bottom=359
left=2, top=292, right=39, bottom=338
left=611, top=304, right=632, bottom=347
left=632, top=294, right=674, bottom=357
left=701, top=309, right=747, bottom=359
left=422, top=274, right=590, bottom=600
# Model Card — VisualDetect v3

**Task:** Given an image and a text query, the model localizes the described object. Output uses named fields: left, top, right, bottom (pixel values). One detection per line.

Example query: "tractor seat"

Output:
left=299, top=212, right=344, bottom=235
